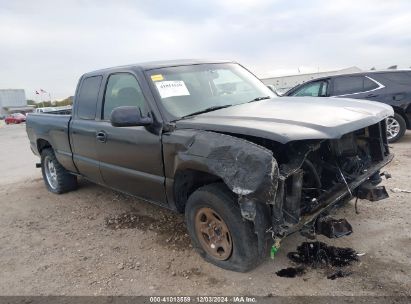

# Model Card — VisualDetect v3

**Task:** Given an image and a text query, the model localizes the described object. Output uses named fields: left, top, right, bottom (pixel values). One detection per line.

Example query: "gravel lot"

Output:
left=0, top=123, right=410, bottom=296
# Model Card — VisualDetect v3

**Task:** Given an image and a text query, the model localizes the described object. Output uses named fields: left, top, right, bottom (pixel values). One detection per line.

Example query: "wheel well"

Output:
left=37, top=139, right=51, bottom=154
left=173, top=169, right=223, bottom=213
left=392, top=106, right=410, bottom=128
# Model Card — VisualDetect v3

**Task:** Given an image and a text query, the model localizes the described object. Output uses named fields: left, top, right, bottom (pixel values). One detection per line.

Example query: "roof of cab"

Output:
left=82, top=59, right=233, bottom=77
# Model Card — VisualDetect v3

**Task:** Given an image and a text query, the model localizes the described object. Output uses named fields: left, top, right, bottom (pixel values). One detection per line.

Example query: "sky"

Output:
left=0, top=0, right=410, bottom=101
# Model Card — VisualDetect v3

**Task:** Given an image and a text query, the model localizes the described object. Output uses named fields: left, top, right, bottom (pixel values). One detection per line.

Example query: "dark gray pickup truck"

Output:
left=27, top=59, right=394, bottom=271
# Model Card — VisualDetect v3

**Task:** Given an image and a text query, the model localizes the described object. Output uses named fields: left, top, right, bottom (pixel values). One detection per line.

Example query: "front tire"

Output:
left=41, top=148, right=78, bottom=194
left=386, top=113, right=406, bottom=143
left=185, top=183, right=260, bottom=272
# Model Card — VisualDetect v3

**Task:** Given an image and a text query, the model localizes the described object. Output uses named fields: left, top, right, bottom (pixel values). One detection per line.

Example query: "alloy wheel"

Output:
left=386, top=116, right=400, bottom=140
left=44, top=156, right=58, bottom=189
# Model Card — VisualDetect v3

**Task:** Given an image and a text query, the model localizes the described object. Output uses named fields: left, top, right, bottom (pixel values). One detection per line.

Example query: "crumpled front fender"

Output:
left=163, top=129, right=279, bottom=217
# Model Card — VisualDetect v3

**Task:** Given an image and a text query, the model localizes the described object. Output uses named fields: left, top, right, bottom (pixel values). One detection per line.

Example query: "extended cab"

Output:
left=27, top=60, right=393, bottom=271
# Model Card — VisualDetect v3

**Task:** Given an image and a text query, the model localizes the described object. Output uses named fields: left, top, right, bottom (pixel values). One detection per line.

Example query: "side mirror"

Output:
left=110, top=106, right=152, bottom=127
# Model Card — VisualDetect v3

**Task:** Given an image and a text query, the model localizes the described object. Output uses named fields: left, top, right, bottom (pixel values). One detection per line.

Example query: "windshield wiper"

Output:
left=182, top=105, right=232, bottom=118
left=247, top=96, right=271, bottom=103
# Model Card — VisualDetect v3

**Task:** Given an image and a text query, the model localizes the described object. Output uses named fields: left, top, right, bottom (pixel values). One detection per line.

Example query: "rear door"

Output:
left=70, top=75, right=104, bottom=184
left=96, top=72, right=166, bottom=204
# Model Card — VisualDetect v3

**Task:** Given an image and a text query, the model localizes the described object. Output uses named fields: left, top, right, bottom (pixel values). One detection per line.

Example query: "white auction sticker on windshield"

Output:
left=155, top=81, right=190, bottom=98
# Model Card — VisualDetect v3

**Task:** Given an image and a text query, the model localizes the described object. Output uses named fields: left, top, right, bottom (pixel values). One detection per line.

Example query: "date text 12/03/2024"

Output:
left=149, top=296, right=257, bottom=303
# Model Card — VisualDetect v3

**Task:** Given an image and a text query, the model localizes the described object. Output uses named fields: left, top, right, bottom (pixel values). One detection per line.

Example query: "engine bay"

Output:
left=271, top=120, right=392, bottom=236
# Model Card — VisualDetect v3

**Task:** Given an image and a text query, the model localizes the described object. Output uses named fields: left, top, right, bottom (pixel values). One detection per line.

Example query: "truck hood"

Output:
left=175, top=97, right=394, bottom=144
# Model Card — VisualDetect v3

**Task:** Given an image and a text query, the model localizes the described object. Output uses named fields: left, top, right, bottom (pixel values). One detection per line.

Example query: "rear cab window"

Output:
left=76, top=76, right=102, bottom=120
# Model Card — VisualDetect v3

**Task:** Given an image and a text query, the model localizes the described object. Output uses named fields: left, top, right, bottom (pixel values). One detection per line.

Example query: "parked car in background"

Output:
left=284, top=70, right=411, bottom=142
left=34, top=106, right=72, bottom=115
left=5, top=113, right=26, bottom=124
left=35, top=107, right=57, bottom=113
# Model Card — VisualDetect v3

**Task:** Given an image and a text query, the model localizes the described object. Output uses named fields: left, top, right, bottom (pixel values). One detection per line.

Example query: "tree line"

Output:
left=27, top=96, right=73, bottom=108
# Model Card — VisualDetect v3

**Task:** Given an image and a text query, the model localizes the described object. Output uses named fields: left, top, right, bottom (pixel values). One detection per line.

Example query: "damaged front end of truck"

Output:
left=165, top=119, right=392, bottom=256
left=269, top=120, right=392, bottom=239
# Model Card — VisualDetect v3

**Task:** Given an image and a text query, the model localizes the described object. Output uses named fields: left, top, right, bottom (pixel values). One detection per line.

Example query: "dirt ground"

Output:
left=0, top=123, right=410, bottom=296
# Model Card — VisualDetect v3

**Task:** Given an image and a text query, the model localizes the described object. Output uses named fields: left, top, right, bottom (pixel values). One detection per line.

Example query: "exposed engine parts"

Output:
left=268, top=120, right=392, bottom=238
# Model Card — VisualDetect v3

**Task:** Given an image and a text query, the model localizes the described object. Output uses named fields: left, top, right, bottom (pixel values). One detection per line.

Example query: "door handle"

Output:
left=96, top=131, right=107, bottom=143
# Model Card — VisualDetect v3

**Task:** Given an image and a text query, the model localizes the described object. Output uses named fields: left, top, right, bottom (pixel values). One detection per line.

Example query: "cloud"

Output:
left=0, top=0, right=410, bottom=99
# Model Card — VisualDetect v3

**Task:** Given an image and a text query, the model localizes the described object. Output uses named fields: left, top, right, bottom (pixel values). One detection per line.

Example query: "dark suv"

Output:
left=284, top=70, right=411, bottom=142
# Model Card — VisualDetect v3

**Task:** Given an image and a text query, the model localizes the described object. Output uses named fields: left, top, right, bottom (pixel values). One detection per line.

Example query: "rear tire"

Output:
left=41, top=148, right=78, bottom=194
left=185, top=183, right=260, bottom=272
left=386, top=113, right=406, bottom=143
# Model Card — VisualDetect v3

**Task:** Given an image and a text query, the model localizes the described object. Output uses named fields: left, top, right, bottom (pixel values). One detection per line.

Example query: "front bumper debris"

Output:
left=283, top=153, right=393, bottom=236
left=356, top=181, right=389, bottom=201
left=315, top=217, right=353, bottom=238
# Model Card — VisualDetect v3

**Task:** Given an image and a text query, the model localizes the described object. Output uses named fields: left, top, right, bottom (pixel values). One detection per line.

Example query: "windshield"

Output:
left=147, top=63, right=276, bottom=119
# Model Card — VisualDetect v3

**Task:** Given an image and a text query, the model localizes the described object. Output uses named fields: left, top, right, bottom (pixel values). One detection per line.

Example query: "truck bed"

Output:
left=26, top=113, right=74, bottom=171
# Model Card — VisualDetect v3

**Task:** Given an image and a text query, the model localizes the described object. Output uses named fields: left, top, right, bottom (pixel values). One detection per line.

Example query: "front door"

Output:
left=96, top=73, right=165, bottom=204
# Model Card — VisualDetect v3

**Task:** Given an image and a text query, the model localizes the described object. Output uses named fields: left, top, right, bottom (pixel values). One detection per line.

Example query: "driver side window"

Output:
left=103, top=73, right=148, bottom=121
left=293, top=81, right=328, bottom=97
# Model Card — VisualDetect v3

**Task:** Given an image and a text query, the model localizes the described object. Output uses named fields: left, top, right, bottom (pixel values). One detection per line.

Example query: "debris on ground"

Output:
left=390, top=188, right=411, bottom=194
left=105, top=212, right=191, bottom=249
left=105, top=213, right=155, bottom=229
left=287, top=242, right=359, bottom=267
left=276, top=267, right=305, bottom=278
left=315, top=217, right=353, bottom=238
left=179, top=268, right=203, bottom=279
left=270, top=239, right=281, bottom=259
left=327, top=269, right=352, bottom=280
left=276, top=241, right=360, bottom=280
